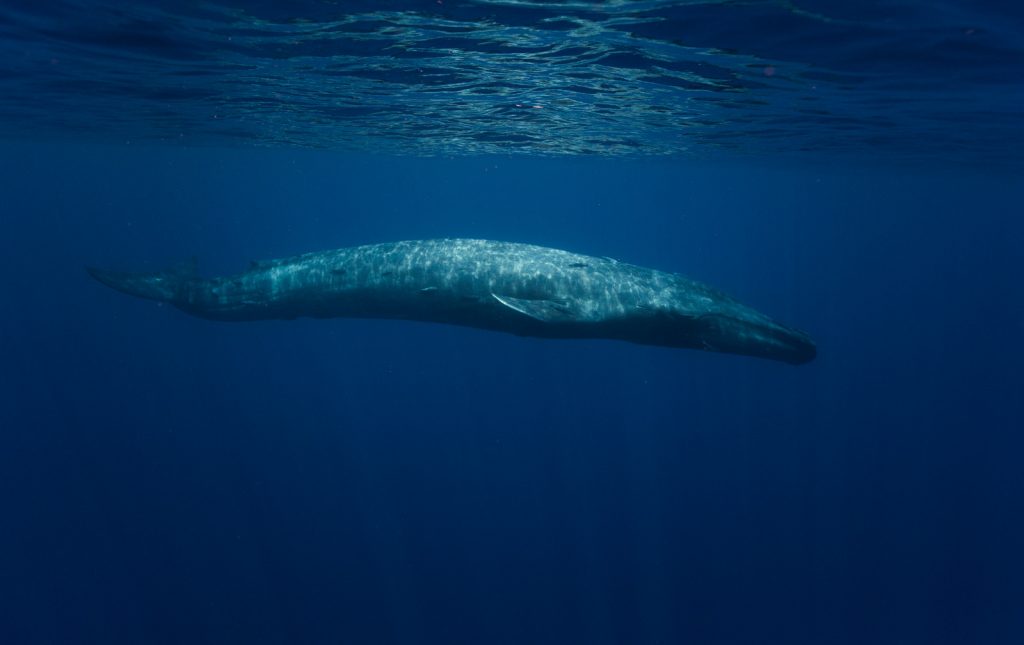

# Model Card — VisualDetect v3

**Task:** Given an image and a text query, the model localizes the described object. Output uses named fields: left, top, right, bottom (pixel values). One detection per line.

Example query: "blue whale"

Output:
left=88, top=239, right=815, bottom=364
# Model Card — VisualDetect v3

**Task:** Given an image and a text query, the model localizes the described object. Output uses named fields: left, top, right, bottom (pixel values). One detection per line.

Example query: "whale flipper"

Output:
left=492, top=293, right=579, bottom=323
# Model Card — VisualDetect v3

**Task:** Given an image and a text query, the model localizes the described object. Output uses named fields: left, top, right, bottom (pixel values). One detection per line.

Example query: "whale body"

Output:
left=87, top=239, right=816, bottom=364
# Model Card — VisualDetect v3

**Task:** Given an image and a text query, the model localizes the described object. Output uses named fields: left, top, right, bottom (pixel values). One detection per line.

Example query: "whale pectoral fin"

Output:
left=492, top=293, right=580, bottom=323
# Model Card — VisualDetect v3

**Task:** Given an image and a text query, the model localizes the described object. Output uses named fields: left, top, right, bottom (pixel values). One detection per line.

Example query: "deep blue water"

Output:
left=2, top=2, right=1024, bottom=645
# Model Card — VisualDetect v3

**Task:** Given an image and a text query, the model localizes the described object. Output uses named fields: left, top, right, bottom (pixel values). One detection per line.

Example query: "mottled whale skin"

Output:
left=88, top=239, right=816, bottom=364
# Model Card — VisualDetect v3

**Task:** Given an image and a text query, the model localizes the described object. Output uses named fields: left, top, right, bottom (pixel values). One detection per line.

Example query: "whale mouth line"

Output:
left=697, top=313, right=817, bottom=365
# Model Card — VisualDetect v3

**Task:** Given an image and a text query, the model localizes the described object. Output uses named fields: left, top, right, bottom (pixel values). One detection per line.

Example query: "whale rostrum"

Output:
left=88, top=239, right=816, bottom=364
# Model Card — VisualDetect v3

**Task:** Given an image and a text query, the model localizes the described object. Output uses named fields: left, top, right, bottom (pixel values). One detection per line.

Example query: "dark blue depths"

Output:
left=1, top=146, right=1022, bottom=645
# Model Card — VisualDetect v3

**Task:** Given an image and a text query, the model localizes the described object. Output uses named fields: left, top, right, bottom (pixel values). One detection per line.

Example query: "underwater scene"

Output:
left=1, top=1, right=1022, bottom=643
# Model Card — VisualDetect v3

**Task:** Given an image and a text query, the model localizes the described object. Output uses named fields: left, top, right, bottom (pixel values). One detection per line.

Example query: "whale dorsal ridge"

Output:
left=171, top=256, right=199, bottom=277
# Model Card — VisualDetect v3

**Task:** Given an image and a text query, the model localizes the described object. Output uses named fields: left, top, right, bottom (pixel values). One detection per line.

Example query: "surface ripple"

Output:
left=0, top=0, right=1020, bottom=163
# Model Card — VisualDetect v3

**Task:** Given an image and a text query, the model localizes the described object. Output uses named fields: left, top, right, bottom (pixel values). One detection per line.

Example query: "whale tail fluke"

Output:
left=86, top=257, right=197, bottom=304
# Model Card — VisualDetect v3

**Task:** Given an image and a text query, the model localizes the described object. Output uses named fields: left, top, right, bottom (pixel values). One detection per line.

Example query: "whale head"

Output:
left=688, top=311, right=817, bottom=365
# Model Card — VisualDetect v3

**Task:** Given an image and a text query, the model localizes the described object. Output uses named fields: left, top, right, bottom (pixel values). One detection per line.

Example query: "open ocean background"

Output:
left=1, top=2, right=1022, bottom=644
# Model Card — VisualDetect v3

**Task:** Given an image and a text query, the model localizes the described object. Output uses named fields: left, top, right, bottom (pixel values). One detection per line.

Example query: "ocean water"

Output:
left=1, top=2, right=1022, bottom=644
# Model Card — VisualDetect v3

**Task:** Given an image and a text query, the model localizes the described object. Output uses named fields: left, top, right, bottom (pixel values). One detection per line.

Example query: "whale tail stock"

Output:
left=86, top=257, right=198, bottom=304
